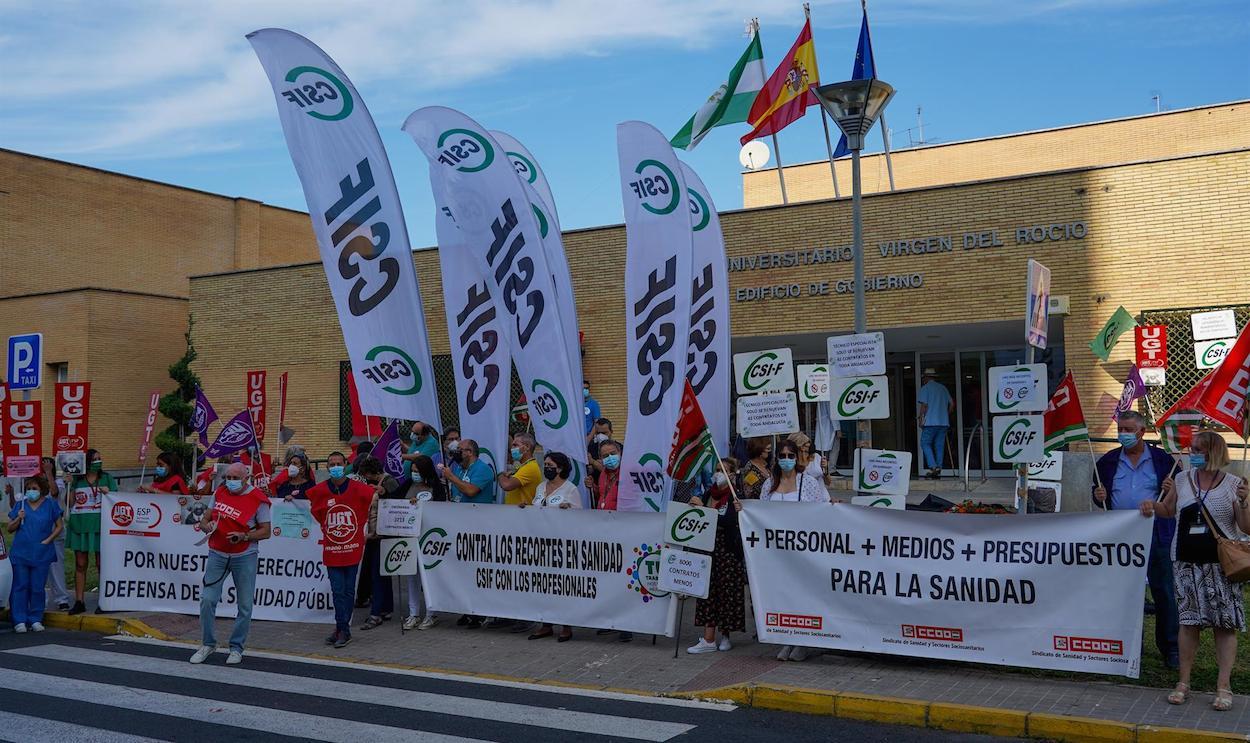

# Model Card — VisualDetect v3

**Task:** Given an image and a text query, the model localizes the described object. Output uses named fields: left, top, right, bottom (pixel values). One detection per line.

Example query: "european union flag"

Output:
left=833, top=9, right=877, bottom=158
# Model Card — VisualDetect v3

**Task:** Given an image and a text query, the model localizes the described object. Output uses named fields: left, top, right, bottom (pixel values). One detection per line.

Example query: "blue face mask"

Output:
left=25, top=489, right=41, bottom=501
left=778, top=457, right=797, bottom=472
left=154, top=466, right=168, bottom=478
left=328, top=465, right=346, bottom=479
left=583, top=388, right=590, bottom=400
left=510, top=447, right=522, bottom=461
left=412, top=472, right=424, bottom=484
left=1117, top=433, right=1138, bottom=448
left=602, top=454, right=621, bottom=470
left=224, top=479, right=244, bottom=494
left=1190, top=453, right=1207, bottom=470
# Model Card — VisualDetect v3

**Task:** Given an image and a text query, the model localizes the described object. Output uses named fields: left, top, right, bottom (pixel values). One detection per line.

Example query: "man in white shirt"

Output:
left=917, top=368, right=954, bottom=479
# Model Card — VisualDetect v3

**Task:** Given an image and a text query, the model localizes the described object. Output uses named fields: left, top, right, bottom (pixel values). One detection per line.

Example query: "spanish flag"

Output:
left=740, top=20, right=820, bottom=145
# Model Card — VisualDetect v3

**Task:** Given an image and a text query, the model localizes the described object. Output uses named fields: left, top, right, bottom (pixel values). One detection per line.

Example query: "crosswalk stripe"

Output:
left=0, top=710, right=165, bottom=743
left=0, top=667, right=491, bottom=743
left=7, top=645, right=698, bottom=742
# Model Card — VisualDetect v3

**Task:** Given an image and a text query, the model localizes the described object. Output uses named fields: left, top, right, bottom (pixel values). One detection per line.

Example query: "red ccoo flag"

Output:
left=667, top=380, right=717, bottom=481
left=1195, top=322, right=1250, bottom=437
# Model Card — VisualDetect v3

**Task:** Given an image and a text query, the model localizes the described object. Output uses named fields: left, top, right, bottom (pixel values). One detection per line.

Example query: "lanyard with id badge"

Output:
left=1176, top=472, right=1222, bottom=564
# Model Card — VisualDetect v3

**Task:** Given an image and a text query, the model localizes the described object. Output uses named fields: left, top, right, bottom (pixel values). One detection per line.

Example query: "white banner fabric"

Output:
left=739, top=502, right=1151, bottom=677
left=678, top=162, right=731, bottom=457
left=417, top=502, right=677, bottom=635
left=248, top=28, right=440, bottom=426
left=403, top=109, right=584, bottom=478
left=99, top=492, right=333, bottom=623
left=616, top=121, right=694, bottom=512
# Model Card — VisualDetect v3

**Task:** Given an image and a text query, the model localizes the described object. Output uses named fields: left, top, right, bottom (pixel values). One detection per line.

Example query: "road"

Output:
left=0, top=629, right=1007, bottom=742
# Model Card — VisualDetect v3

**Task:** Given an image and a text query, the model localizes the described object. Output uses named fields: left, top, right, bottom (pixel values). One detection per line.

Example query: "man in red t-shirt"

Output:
left=306, top=451, right=376, bottom=648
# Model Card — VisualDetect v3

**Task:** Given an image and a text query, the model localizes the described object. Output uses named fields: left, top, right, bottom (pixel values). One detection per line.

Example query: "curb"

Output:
left=36, top=611, right=172, bottom=640
left=673, top=683, right=1250, bottom=743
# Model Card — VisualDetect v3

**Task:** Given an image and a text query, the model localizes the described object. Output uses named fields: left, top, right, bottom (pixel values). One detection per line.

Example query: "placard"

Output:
left=664, top=500, right=718, bottom=552
left=377, top=498, right=421, bottom=537
left=1194, top=338, right=1235, bottom=370
left=853, top=448, right=911, bottom=497
left=4, top=399, right=41, bottom=477
left=1134, top=325, right=1167, bottom=369
left=992, top=414, right=1046, bottom=463
left=657, top=549, right=711, bottom=599
left=1191, top=309, right=1237, bottom=342
left=827, top=332, right=885, bottom=377
left=1140, top=368, right=1166, bottom=387
left=736, top=391, right=799, bottom=437
left=1027, top=451, right=1064, bottom=482
left=850, top=494, right=906, bottom=510
left=56, top=451, right=86, bottom=477
left=797, top=364, right=830, bottom=403
left=1025, top=259, right=1051, bottom=350
left=733, top=348, right=794, bottom=394
left=53, top=382, right=91, bottom=454
left=988, top=364, right=1047, bottom=414
left=380, top=536, right=420, bottom=576
left=270, top=501, right=314, bottom=539
left=829, top=376, right=890, bottom=420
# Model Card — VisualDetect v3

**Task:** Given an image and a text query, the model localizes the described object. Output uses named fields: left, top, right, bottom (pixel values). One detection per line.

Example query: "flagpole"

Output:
left=752, top=18, right=789, bottom=205
left=861, top=0, right=896, bottom=191
left=819, top=106, right=842, bottom=199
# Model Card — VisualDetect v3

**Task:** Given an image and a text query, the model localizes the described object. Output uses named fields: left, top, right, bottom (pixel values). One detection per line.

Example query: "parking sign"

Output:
left=7, top=333, right=43, bottom=391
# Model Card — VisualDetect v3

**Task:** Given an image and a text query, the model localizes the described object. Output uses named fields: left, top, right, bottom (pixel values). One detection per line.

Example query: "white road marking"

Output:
left=0, top=711, right=166, bottom=743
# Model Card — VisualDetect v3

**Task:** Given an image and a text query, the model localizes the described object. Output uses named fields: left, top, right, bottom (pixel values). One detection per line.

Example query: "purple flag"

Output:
left=203, top=410, right=257, bottom=460
left=373, top=420, right=408, bottom=481
left=1112, top=364, right=1148, bottom=420
left=193, top=386, right=218, bottom=446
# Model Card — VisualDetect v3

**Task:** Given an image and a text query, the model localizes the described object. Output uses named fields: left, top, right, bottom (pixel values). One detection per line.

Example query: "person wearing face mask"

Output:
left=356, top=455, right=405, bottom=631
left=521, top=452, right=579, bottom=642
left=1144, top=432, right=1248, bottom=711
left=440, top=438, right=496, bottom=505
left=36, top=456, right=72, bottom=611
left=401, top=454, right=447, bottom=631
left=442, top=427, right=462, bottom=462
left=6, top=475, right=64, bottom=633
left=740, top=438, right=772, bottom=500
left=498, top=433, right=541, bottom=506
left=189, top=462, right=271, bottom=665
left=306, top=451, right=376, bottom=649
left=1092, top=410, right=1180, bottom=669
left=583, top=380, right=601, bottom=436
left=594, top=440, right=624, bottom=511
left=138, top=452, right=190, bottom=495
left=276, top=453, right=315, bottom=501
left=66, top=448, right=115, bottom=615
left=402, top=422, right=441, bottom=463
left=687, top=459, right=745, bottom=654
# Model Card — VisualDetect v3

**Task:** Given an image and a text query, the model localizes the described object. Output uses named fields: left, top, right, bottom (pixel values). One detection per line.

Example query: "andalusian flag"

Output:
left=670, top=32, right=765, bottom=150
left=1043, top=371, right=1090, bottom=453
left=667, top=380, right=716, bottom=481
left=1089, top=306, right=1136, bottom=361
left=740, top=19, right=820, bottom=145
left=1158, top=374, right=1213, bottom=453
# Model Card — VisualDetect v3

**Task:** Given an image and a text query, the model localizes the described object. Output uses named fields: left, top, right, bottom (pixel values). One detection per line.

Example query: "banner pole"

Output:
left=673, top=596, right=685, bottom=658
left=770, top=134, right=790, bottom=205
left=1086, top=437, right=1106, bottom=512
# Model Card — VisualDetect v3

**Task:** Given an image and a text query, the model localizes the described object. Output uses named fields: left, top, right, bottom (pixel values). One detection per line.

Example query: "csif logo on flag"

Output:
left=436, top=128, right=494, bottom=173
left=281, top=66, right=353, bottom=121
left=529, top=378, right=569, bottom=429
left=361, top=345, right=422, bottom=395
left=628, top=159, right=680, bottom=215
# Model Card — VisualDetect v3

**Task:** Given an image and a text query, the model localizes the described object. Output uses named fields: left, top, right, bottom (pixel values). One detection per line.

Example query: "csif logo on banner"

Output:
left=505, top=150, right=538, bottom=184
left=281, top=66, right=353, bottom=120
left=529, top=379, right=568, bottom=429
left=436, top=129, right=494, bottom=172
left=628, top=160, right=680, bottom=215
left=360, top=344, right=422, bottom=395
left=419, top=526, right=451, bottom=569
left=319, top=158, right=401, bottom=317
left=686, top=260, right=718, bottom=395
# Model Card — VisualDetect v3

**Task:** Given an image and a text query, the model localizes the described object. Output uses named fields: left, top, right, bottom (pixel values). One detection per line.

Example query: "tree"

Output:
left=155, top=316, right=200, bottom=472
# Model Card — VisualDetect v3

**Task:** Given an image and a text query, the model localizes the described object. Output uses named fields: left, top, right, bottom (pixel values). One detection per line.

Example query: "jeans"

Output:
left=367, top=542, right=394, bottom=617
left=920, top=426, right=948, bottom=470
left=10, top=557, right=52, bottom=625
left=1147, top=537, right=1179, bottom=660
left=327, top=564, right=358, bottom=634
left=200, top=551, right=259, bottom=652
left=45, top=537, right=70, bottom=608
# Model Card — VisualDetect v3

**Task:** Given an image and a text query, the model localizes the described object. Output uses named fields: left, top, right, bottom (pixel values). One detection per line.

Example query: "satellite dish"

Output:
left=739, top=140, right=770, bottom=170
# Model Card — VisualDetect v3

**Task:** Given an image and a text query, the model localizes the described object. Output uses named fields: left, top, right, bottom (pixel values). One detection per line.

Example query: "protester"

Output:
left=6, top=475, right=64, bottom=633
left=762, top=438, right=829, bottom=661
left=138, top=452, right=190, bottom=494
left=404, top=454, right=447, bottom=630
left=523, top=452, right=578, bottom=642
left=441, top=438, right=495, bottom=504
left=788, top=432, right=829, bottom=484
left=1093, top=410, right=1180, bottom=669
left=402, top=422, right=440, bottom=462
left=190, top=462, right=271, bottom=665
left=917, top=368, right=954, bottom=479
left=739, top=437, right=772, bottom=500
left=66, top=448, right=114, bottom=615
left=583, top=380, right=602, bottom=435
left=443, top=427, right=461, bottom=459
left=1142, top=432, right=1248, bottom=712
left=194, top=458, right=228, bottom=495
left=594, top=439, right=623, bottom=510
left=348, top=440, right=374, bottom=477
left=687, top=459, right=745, bottom=654
left=498, top=433, right=541, bottom=506
left=357, top=455, right=404, bottom=631
left=306, top=451, right=375, bottom=649
left=266, top=445, right=309, bottom=494
left=276, top=452, right=315, bottom=501
left=39, top=456, right=71, bottom=611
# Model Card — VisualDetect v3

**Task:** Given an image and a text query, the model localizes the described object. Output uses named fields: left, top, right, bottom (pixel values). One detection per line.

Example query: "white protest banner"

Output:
left=99, top=492, right=332, bottom=623
left=248, top=29, right=441, bottom=426
left=992, top=414, right=1046, bottom=463
left=417, top=502, right=677, bottom=635
left=830, top=376, right=890, bottom=420
left=1027, top=451, right=1064, bottom=482
left=1194, top=338, right=1235, bottom=370
left=664, top=500, right=718, bottom=552
left=854, top=448, right=911, bottom=497
left=678, top=162, right=731, bottom=456
left=828, top=332, right=885, bottom=377
left=658, top=549, right=711, bottom=599
left=611, top=121, right=694, bottom=512
left=736, top=392, right=799, bottom=438
left=404, top=109, right=584, bottom=501
left=851, top=495, right=905, bottom=509
left=733, top=348, right=793, bottom=395
left=739, top=502, right=1152, bottom=676
left=1025, top=259, right=1051, bottom=350
left=797, top=364, right=831, bottom=403
left=377, top=498, right=421, bottom=537
left=988, top=364, right=1046, bottom=414
left=380, top=537, right=420, bottom=576
left=1191, top=309, right=1237, bottom=342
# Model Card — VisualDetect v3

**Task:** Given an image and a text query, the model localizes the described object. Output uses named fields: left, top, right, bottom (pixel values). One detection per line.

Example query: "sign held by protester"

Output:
left=663, top=500, right=718, bottom=552
left=377, top=499, right=421, bottom=537
left=736, top=391, right=799, bottom=437
left=733, top=348, right=794, bottom=394
left=1190, top=309, right=1237, bottom=342
left=1027, top=451, right=1063, bottom=482
left=797, top=364, right=830, bottom=402
left=992, top=414, right=1045, bottom=463
left=1194, top=338, right=1235, bottom=370
left=827, top=332, right=885, bottom=377
left=381, top=537, right=420, bottom=576
left=988, top=365, right=1046, bottom=414
left=851, top=495, right=905, bottom=509
left=829, top=376, right=890, bottom=420
left=854, top=448, right=911, bottom=497
left=138, top=391, right=160, bottom=464
left=3, top=399, right=41, bottom=477
left=657, top=549, right=711, bottom=599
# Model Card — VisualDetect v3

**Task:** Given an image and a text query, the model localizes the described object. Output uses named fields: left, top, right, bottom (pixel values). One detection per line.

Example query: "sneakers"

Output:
left=687, top=638, right=718, bottom=654
left=456, top=614, right=471, bottom=627
left=776, top=645, right=793, bottom=661
left=418, top=615, right=438, bottom=631
left=189, top=646, right=214, bottom=664
left=334, top=632, right=352, bottom=649
left=325, top=631, right=338, bottom=645
left=30, top=622, right=44, bottom=633
left=13, top=623, right=28, bottom=634
left=57, top=602, right=71, bottom=611
left=465, top=617, right=483, bottom=629
left=226, top=650, right=244, bottom=665
left=717, top=633, right=732, bottom=652
left=789, top=646, right=810, bottom=662
left=402, top=615, right=419, bottom=631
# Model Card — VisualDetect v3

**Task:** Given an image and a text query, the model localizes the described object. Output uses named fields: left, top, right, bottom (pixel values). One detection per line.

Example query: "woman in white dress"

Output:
left=524, top=452, right=579, bottom=642
left=788, top=432, right=831, bottom=487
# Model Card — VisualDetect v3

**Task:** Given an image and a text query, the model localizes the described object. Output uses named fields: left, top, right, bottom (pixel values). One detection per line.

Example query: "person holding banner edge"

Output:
left=1092, top=410, right=1180, bottom=669
left=498, top=433, right=542, bottom=507
left=307, top=451, right=375, bottom=649
left=521, top=451, right=579, bottom=643
left=66, top=449, right=114, bottom=615
left=687, top=458, right=746, bottom=654
left=404, top=454, right=446, bottom=631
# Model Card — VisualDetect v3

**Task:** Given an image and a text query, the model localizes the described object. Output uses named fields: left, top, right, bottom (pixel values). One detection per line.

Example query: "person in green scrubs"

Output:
left=66, top=449, right=116, bottom=615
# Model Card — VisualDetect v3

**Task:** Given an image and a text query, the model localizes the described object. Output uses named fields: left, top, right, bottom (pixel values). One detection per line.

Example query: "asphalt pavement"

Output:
left=0, top=629, right=1007, bottom=742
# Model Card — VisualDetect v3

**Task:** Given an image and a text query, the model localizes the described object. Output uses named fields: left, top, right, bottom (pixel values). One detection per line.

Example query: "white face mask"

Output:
left=287, top=463, right=300, bottom=477
left=593, top=433, right=608, bottom=443
left=713, top=471, right=728, bottom=487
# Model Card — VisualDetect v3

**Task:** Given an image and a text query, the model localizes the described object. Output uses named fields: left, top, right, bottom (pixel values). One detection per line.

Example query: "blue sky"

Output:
left=2, top=0, right=1247, bottom=248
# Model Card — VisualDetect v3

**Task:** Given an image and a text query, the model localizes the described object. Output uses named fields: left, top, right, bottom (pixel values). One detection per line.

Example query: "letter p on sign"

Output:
left=7, top=333, right=43, bottom=391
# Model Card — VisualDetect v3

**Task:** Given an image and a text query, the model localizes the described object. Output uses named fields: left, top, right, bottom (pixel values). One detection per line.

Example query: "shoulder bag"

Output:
left=1200, top=478, right=1250, bottom=583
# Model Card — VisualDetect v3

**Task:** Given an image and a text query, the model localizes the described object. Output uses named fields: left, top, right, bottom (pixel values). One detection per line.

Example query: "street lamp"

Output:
left=815, top=78, right=895, bottom=456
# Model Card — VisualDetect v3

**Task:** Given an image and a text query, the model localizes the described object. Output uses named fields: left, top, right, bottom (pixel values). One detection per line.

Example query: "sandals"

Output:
left=1166, top=682, right=1189, bottom=705
left=528, top=629, right=554, bottom=640
left=1213, top=688, right=1234, bottom=712
left=360, top=615, right=384, bottom=631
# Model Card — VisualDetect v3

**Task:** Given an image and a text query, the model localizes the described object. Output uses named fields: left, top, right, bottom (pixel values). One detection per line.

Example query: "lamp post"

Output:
left=815, top=78, right=896, bottom=456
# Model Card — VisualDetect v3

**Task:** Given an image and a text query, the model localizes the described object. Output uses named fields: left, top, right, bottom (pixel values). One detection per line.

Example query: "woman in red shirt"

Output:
left=138, top=453, right=190, bottom=495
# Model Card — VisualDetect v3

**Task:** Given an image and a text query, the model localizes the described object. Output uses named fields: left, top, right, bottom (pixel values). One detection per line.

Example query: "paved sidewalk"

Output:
left=60, top=593, right=1250, bottom=738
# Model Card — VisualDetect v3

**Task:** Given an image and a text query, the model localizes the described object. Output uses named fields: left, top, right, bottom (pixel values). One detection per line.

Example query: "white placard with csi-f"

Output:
left=850, top=495, right=906, bottom=510
left=829, top=376, right=890, bottom=420
left=664, top=501, right=718, bottom=552
left=1194, top=338, right=1236, bottom=370
left=797, top=364, right=831, bottom=402
left=853, top=448, right=911, bottom=497
left=1027, top=451, right=1064, bottom=482
left=827, top=332, right=885, bottom=377
left=733, top=348, right=794, bottom=395
left=988, top=364, right=1047, bottom=414
left=992, top=414, right=1046, bottom=464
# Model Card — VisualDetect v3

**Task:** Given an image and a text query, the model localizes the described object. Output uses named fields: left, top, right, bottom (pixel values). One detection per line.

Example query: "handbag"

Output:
left=1200, top=498, right=1250, bottom=583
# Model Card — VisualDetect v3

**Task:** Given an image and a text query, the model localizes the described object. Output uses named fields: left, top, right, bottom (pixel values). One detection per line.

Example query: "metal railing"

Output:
left=963, top=422, right=987, bottom=492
